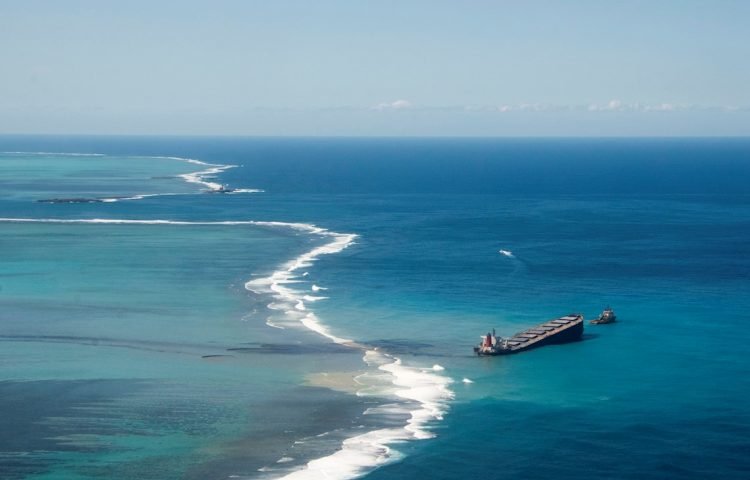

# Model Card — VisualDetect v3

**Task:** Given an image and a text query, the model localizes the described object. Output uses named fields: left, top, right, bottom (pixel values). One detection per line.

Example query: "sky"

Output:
left=1, top=0, right=749, bottom=136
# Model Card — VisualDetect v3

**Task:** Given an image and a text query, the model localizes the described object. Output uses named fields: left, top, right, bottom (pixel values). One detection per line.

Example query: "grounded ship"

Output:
left=474, top=314, right=584, bottom=356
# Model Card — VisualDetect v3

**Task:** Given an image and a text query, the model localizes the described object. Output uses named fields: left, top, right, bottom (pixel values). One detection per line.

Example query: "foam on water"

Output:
left=369, top=352, right=454, bottom=440
left=235, top=221, right=455, bottom=479
left=178, top=162, right=237, bottom=192
left=274, top=350, right=452, bottom=480
left=499, top=249, right=514, bottom=258
left=229, top=188, right=265, bottom=194
left=362, top=404, right=408, bottom=416
left=99, top=193, right=189, bottom=202
left=243, top=223, right=359, bottom=345
left=131, top=156, right=263, bottom=198
left=302, top=295, right=328, bottom=302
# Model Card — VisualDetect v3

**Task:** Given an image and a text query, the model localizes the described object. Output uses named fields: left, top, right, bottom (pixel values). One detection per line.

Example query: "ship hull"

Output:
left=590, top=318, right=616, bottom=325
left=475, top=314, right=584, bottom=356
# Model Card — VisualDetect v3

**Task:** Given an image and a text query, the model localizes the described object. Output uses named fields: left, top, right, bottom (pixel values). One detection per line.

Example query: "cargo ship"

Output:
left=474, top=314, right=584, bottom=356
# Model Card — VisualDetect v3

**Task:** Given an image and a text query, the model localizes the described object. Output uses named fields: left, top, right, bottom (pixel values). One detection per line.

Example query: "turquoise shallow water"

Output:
left=0, top=152, right=201, bottom=202
left=1, top=222, right=303, bottom=345
left=1, top=137, right=749, bottom=479
left=0, top=218, right=368, bottom=479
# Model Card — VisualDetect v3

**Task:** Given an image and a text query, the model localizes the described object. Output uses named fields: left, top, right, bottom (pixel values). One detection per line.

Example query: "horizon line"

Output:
left=2, top=133, right=750, bottom=140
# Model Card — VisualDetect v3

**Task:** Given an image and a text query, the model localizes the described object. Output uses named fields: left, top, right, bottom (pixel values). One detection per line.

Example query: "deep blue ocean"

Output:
left=0, top=136, right=748, bottom=480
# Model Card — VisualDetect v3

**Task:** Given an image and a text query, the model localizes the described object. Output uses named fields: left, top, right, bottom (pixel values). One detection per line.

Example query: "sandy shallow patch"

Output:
left=304, top=371, right=366, bottom=394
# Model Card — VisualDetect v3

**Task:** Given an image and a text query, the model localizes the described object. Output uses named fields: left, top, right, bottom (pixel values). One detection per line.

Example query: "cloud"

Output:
left=588, top=99, right=629, bottom=111
left=495, top=103, right=572, bottom=113
left=374, top=99, right=413, bottom=111
left=476, top=100, right=749, bottom=114
left=583, top=100, right=721, bottom=112
left=237, top=101, right=747, bottom=115
left=589, top=99, right=629, bottom=111
left=643, top=103, right=676, bottom=112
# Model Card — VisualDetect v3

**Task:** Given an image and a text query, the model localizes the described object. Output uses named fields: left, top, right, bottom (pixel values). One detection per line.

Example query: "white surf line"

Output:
left=244, top=229, right=455, bottom=480
left=228, top=188, right=265, bottom=194
left=124, top=155, right=264, bottom=198
left=98, top=193, right=192, bottom=202
left=1, top=216, right=455, bottom=479
left=244, top=224, right=359, bottom=346
left=275, top=350, right=453, bottom=480
left=1, top=151, right=264, bottom=201
left=0, top=218, right=265, bottom=226
left=149, top=156, right=263, bottom=194
left=177, top=161, right=237, bottom=192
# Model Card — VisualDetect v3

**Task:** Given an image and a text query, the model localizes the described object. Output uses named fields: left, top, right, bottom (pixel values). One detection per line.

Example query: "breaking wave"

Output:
left=244, top=223, right=359, bottom=346
left=272, top=349, right=452, bottom=480
left=243, top=225, right=454, bottom=479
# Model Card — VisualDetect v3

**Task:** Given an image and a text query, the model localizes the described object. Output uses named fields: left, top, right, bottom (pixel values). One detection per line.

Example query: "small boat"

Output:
left=590, top=306, right=616, bottom=324
left=474, top=314, right=584, bottom=356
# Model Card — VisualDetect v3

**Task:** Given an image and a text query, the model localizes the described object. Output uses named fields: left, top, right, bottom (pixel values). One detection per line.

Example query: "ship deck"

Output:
left=504, top=314, right=583, bottom=352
